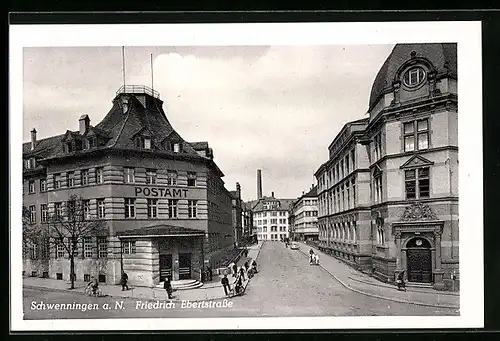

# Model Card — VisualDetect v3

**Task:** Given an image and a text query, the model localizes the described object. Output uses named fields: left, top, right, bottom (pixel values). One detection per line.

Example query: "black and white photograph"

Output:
left=10, top=21, right=483, bottom=330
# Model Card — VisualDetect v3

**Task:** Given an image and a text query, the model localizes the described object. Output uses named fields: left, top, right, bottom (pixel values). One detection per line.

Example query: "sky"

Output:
left=23, top=45, right=395, bottom=202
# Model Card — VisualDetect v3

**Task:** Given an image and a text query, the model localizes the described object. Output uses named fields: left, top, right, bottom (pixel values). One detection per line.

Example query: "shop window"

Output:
left=56, top=273, right=63, bottom=280
left=42, top=272, right=49, bottom=278
left=31, top=271, right=37, bottom=277
left=99, top=274, right=106, bottom=283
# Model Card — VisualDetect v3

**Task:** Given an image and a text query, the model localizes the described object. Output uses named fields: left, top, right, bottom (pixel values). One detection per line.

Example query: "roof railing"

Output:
left=116, top=85, right=160, bottom=99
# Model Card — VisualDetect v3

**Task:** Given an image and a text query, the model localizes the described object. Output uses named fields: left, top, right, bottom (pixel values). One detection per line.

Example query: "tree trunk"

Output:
left=70, top=254, right=75, bottom=289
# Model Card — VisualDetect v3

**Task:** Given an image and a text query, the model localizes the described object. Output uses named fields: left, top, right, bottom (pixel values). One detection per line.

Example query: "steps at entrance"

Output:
left=156, top=279, right=203, bottom=290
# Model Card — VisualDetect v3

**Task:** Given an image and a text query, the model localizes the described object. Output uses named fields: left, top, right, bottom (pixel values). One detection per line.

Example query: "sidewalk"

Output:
left=300, top=242, right=459, bottom=310
left=23, top=241, right=264, bottom=303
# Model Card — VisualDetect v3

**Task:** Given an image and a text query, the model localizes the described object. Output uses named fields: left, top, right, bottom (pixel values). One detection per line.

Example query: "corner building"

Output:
left=22, top=85, right=234, bottom=287
left=250, top=195, right=294, bottom=242
left=289, top=186, right=319, bottom=242
left=315, top=44, right=459, bottom=290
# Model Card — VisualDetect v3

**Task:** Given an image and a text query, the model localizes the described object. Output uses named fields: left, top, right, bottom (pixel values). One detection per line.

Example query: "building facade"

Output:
left=22, top=85, right=235, bottom=287
left=289, top=186, right=319, bottom=242
left=315, top=44, right=459, bottom=291
left=229, top=182, right=243, bottom=247
left=241, top=202, right=254, bottom=243
left=251, top=194, right=294, bottom=242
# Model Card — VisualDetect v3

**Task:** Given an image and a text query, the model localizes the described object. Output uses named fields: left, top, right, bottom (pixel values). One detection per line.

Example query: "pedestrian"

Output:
left=207, top=266, right=213, bottom=281
left=314, top=253, right=320, bottom=265
left=251, top=260, right=258, bottom=273
left=234, top=274, right=243, bottom=295
left=221, top=274, right=231, bottom=296
left=396, top=271, right=406, bottom=291
left=231, top=262, right=238, bottom=277
left=239, top=266, right=246, bottom=281
left=309, top=251, right=315, bottom=265
left=120, top=271, right=129, bottom=291
left=244, top=261, right=249, bottom=272
left=164, top=277, right=173, bottom=299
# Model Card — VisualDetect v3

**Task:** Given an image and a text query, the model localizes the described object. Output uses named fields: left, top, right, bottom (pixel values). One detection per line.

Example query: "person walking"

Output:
left=231, top=262, right=238, bottom=277
left=206, top=266, right=213, bottom=281
left=251, top=260, right=258, bottom=273
left=244, top=261, right=249, bottom=272
left=221, top=274, right=231, bottom=296
left=164, top=277, right=173, bottom=299
left=120, top=271, right=129, bottom=291
left=396, top=271, right=406, bottom=291
left=239, top=266, right=246, bottom=281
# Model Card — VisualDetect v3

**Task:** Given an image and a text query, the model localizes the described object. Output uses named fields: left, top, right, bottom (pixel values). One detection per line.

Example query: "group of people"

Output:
left=309, top=248, right=320, bottom=265
left=221, top=259, right=258, bottom=297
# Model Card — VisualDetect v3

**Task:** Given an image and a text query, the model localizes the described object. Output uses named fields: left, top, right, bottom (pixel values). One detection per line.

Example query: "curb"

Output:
left=347, top=275, right=460, bottom=297
left=297, top=248, right=459, bottom=310
left=24, top=284, right=231, bottom=303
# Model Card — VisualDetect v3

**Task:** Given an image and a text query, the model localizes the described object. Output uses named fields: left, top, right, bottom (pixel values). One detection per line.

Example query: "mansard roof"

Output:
left=22, top=86, right=224, bottom=176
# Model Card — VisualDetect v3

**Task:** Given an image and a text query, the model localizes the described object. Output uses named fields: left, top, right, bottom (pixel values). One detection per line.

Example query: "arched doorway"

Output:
left=406, top=237, right=432, bottom=283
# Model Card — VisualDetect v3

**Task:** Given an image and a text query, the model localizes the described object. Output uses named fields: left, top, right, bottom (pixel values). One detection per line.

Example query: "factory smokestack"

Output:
left=257, top=169, right=262, bottom=199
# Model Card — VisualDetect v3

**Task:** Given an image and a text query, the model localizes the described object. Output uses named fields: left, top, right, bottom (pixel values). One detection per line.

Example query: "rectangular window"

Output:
left=124, top=198, right=136, bottom=218
left=29, top=205, right=36, bottom=223
left=28, top=180, right=36, bottom=194
left=270, top=218, right=277, bottom=224
left=122, top=241, right=136, bottom=254
left=351, top=149, right=356, bottom=170
left=346, top=155, right=350, bottom=174
left=167, top=170, right=178, bottom=186
left=146, top=169, right=157, bottom=185
left=40, top=204, right=48, bottom=223
left=418, top=168, right=430, bottom=198
left=97, top=237, right=108, bottom=258
left=67, top=171, right=75, bottom=187
left=352, top=179, right=356, bottom=207
left=83, top=237, right=93, bottom=258
left=147, top=199, right=158, bottom=218
left=143, top=138, right=151, bottom=149
left=172, top=143, right=180, bottom=153
left=375, top=175, right=383, bottom=203
left=40, top=178, right=47, bottom=192
left=56, top=241, right=66, bottom=258
left=81, top=169, right=89, bottom=185
left=97, top=199, right=106, bottom=219
left=188, top=200, right=197, bottom=218
left=404, top=119, right=429, bottom=152
left=95, top=167, right=104, bottom=184
left=54, top=202, right=63, bottom=220
left=83, top=200, right=91, bottom=220
left=405, top=170, right=417, bottom=199
left=405, top=167, right=430, bottom=199
left=123, top=167, right=135, bottom=183
left=168, top=199, right=178, bottom=218
left=67, top=200, right=76, bottom=220
left=187, top=172, right=197, bottom=187
left=54, top=173, right=62, bottom=189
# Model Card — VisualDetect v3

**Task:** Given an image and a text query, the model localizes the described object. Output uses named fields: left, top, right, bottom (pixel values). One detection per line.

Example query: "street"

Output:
left=23, top=242, right=459, bottom=319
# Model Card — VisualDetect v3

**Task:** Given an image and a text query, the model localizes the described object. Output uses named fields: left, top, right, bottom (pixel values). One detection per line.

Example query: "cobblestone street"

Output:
left=23, top=241, right=458, bottom=319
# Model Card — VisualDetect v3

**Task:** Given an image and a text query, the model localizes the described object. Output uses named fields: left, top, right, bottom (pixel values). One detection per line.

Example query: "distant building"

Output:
left=250, top=192, right=294, bottom=242
left=289, top=186, right=319, bottom=242
left=22, top=85, right=234, bottom=287
left=241, top=202, right=254, bottom=242
left=315, top=44, right=458, bottom=291
left=229, top=182, right=243, bottom=246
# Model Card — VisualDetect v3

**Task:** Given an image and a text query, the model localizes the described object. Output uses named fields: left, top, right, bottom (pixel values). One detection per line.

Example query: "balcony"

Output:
left=116, top=85, right=160, bottom=99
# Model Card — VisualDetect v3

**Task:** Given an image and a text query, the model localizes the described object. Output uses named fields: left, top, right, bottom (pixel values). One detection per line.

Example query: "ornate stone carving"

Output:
left=400, top=202, right=438, bottom=221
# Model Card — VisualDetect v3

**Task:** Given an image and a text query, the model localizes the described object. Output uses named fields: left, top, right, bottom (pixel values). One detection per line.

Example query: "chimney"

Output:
left=236, top=182, right=241, bottom=199
left=271, top=191, right=274, bottom=198
left=79, top=114, right=90, bottom=135
left=257, top=169, right=262, bottom=199
left=30, top=129, right=37, bottom=150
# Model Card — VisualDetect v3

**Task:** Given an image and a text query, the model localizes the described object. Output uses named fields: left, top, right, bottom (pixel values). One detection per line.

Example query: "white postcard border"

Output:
left=10, top=21, right=483, bottom=331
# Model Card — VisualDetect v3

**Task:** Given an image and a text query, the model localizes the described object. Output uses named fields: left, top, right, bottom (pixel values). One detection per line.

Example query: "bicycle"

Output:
left=85, top=285, right=104, bottom=297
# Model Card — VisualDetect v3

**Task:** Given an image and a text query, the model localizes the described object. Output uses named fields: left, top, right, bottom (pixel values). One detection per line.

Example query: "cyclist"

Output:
left=87, top=276, right=99, bottom=296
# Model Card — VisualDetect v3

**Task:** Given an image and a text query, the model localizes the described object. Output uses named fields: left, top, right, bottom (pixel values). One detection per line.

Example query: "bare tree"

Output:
left=23, top=195, right=106, bottom=289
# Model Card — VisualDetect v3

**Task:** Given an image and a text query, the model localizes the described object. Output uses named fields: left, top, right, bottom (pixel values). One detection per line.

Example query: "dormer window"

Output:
left=65, top=142, right=74, bottom=153
left=24, top=158, right=36, bottom=169
left=403, top=66, right=426, bottom=88
left=135, top=136, right=152, bottom=150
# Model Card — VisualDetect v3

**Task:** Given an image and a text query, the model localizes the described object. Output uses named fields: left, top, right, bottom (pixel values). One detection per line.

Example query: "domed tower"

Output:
left=368, top=43, right=457, bottom=120
left=363, top=43, right=458, bottom=291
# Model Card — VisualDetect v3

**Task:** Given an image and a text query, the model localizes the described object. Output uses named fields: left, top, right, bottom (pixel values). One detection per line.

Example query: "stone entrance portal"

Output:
left=406, top=237, right=432, bottom=283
